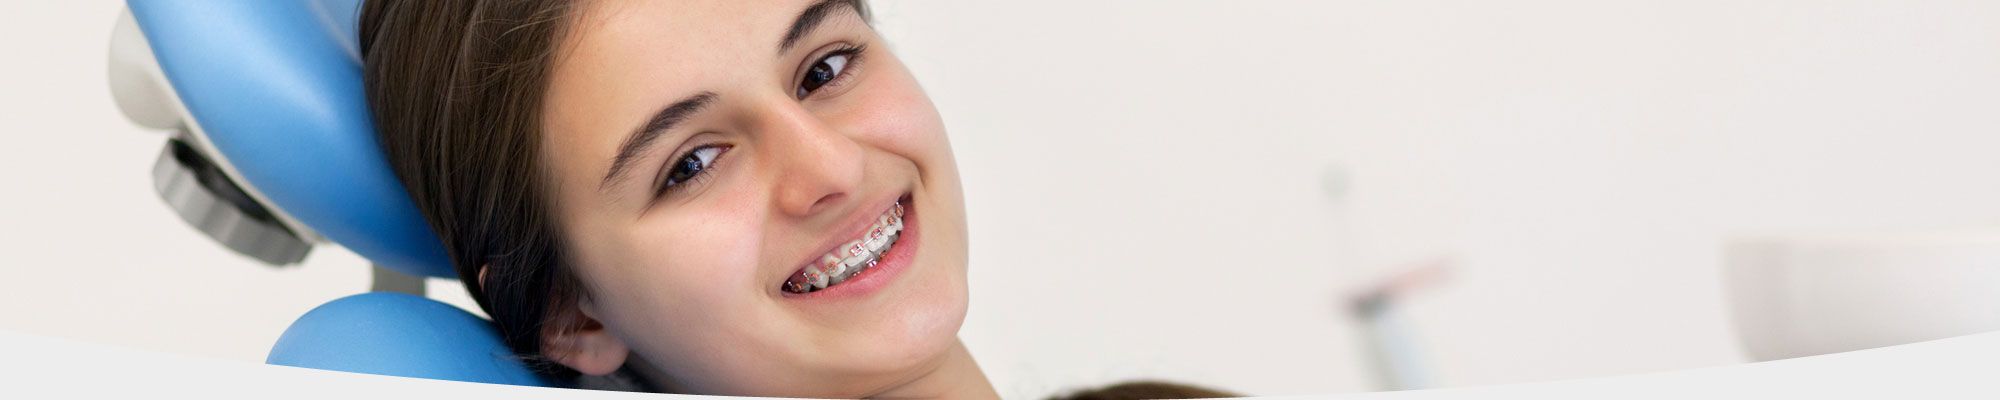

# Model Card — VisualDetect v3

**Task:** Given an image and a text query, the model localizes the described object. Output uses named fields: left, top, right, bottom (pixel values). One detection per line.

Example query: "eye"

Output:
left=656, top=145, right=729, bottom=198
left=796, top=44, right=865, bottom=99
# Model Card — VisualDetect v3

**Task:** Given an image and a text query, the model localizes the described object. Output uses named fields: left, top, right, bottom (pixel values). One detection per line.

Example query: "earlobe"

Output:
left=542, top=297, right=630, bottom=376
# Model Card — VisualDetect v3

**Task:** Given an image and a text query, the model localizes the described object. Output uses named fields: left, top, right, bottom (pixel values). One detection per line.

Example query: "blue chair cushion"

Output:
left=268, top=293, right=552, bottom=387
left=127, top=0, right=454, bottom=277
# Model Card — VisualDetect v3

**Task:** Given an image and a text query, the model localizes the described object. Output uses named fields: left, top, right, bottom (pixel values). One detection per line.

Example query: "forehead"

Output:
left=540, top=1, right=812, bottom=181
left=568, top=1, right=796, bottom=64
left=548, top=0, right=800, bottom=114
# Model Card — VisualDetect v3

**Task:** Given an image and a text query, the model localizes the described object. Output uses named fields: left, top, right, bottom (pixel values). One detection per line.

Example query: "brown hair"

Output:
left=357, top=0, right=587, bottom=381
left=1048, top=381, right=1241, bottom=400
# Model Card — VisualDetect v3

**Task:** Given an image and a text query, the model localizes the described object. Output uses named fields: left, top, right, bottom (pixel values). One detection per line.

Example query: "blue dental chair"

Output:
left=111, top=0, right=551, bottom=387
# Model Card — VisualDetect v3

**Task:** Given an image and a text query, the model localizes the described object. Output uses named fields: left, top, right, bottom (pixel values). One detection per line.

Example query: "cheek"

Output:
left=594, top=211, right=769, bottom=343
left=841, top=59, right=950, bottom=164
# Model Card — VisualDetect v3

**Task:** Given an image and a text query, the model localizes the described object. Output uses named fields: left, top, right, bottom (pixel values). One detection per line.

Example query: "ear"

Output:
left=475, top=265, right=630, bottom=376
left=540, top=296, right=629, bottom=376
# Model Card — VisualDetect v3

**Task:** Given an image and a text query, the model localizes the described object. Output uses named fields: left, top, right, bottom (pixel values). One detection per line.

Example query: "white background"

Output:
left=4, top=1, right=1999, bottom=398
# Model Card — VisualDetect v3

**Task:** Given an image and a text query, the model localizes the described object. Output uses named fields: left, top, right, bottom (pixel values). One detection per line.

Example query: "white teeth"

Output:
left=863, top=229, right=888, bottom=252
left=785, top=201, right=908, bottom=293
left=807, top=268, right=829, bottom=289
left=821, top=255, right=849, bottom=285
left=845, top=240, right=865, bottom=257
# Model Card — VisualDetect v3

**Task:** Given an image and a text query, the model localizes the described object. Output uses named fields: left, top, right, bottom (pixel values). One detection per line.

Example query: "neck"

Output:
left=872, top=339, right=999, bottom=400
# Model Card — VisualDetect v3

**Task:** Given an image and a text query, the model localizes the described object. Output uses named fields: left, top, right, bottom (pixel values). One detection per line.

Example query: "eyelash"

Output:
left=654, top=144, right=730, bottom=200
left=796, top=43, right=868, bottom=99
left=647, top=44, right=867, bottom=201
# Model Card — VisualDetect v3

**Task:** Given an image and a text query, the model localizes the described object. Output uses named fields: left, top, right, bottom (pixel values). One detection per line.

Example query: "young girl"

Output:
left=360, top=1, right=1234, bottom=398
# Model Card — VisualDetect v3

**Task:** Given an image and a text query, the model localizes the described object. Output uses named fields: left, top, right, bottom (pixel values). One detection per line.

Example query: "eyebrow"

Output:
left=779, top=0, right=863, bottom=54
left=600, top=1, right=864, bottom=192
left=600, top=91, right=718, bottom=191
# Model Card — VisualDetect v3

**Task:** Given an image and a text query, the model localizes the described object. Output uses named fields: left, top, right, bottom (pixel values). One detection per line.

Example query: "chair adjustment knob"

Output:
left=152, top=139, right=312, bottom=265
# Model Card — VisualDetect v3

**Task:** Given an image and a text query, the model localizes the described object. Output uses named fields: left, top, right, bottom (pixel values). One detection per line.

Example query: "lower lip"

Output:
left=783, top=196, right=918, bottom=301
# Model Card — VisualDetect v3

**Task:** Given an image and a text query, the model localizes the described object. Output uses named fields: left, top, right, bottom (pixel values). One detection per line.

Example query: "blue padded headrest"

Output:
left=127, top=0, right=453, bottom=277
left=269, top=293, right=551, bottom=387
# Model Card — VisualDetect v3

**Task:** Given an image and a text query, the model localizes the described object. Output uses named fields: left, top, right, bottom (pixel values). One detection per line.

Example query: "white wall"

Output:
left=5, top=1, right=2000, bottom=398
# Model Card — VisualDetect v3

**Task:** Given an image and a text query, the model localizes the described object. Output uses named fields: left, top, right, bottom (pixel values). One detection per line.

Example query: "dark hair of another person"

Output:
left=1049, top=381, right=1241, bottom=400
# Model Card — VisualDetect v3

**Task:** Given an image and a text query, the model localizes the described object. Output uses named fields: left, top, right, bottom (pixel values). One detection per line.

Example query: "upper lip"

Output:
left=780, top=193, right=906, bottom=286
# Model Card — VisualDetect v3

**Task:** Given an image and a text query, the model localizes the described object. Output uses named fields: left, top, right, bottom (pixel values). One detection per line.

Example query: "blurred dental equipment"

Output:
left=1346, top=258, right=1453, bottom=391
left=1322, top=162, right=1452, bottom=391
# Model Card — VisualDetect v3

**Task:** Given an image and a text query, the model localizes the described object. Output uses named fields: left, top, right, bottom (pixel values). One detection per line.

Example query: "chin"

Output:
left=812, top=250, right=970, bottom=395
left=832, top=268, right=968, bottom=373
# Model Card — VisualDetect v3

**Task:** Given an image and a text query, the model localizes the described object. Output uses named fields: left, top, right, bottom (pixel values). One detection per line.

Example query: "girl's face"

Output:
left=535, top=0, right=969, bottom=396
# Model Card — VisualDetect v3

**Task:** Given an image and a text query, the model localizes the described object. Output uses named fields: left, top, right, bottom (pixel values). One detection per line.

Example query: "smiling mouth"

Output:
left=782, top=200, right=906, bottom=294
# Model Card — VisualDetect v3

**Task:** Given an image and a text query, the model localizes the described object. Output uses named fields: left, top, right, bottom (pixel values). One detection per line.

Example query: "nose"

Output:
left=762, top=101, right=864, bottom=218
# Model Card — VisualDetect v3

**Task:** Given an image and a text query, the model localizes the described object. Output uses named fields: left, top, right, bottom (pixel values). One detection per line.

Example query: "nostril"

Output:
left=805, top=192, right=846, bottom=215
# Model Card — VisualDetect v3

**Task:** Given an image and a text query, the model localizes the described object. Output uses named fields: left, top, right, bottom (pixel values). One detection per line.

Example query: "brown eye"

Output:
left=656, top=145, right=727, bottom=198
left=796, top=51, right=853, bottom=98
